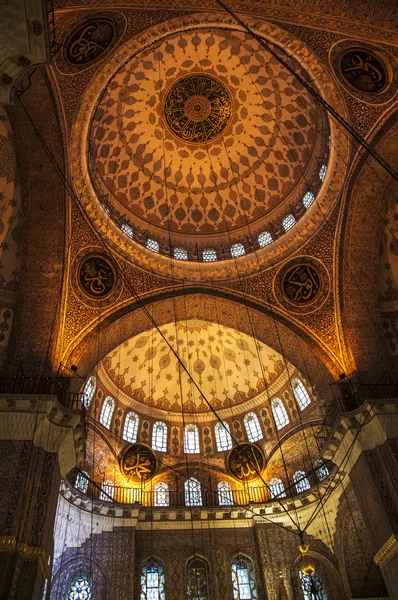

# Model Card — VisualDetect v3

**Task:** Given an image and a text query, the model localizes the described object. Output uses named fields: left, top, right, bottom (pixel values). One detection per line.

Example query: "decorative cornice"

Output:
left=0, top=537, right=50, bottom=579
left=374, top=533, right=398, bottom=569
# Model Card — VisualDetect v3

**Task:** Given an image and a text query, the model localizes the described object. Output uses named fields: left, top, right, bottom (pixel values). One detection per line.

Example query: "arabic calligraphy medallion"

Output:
left=282, top=263, right=322, bottom=307
left=65, top=18, right=116, bottom=66
left=163, top=74, right=233, bottom=144
left=338, top=47, right=391, bottom=95
left=120, top=443, right=158, bottom=483
left=227, top=442, right=266, bottom=482
left=78, top=254, right=116, bottom=300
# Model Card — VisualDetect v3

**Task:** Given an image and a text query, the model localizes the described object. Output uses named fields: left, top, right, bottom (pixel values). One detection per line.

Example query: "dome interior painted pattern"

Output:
left=100, top=319, right=289, bottom=415
left=89, top=28, right=328, bottom=255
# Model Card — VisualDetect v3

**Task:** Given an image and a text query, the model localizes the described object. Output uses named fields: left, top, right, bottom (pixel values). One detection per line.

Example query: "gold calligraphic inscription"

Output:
left=227, top=442, right=265, bottom=482
left=163, top=74, right=233, bottom=144
left=66, top=18, right=116, bottom=66
left=120, top=443, right=158, bottom=483
left=78, top=255, right=115, bottom=300
left=339, top=48, right=390, bottom=94
left=282, top=263, right=321, bottom=306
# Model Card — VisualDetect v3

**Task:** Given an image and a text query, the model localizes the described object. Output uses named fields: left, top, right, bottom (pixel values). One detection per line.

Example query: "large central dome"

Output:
left=88, top=27, right=328, bottom=256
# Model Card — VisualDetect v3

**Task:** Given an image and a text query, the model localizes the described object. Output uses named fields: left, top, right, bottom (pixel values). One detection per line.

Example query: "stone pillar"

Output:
left=0, top=394, right=84, bottom=600
left=349, top=441, right=398, bottom=600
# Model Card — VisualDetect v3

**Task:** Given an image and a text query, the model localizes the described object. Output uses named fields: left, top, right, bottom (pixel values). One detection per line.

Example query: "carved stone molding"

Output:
left=374, top=533, right=398, bottom=569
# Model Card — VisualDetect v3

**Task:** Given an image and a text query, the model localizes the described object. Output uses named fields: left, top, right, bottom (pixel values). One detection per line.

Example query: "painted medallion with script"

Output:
left=227, top=442, right=265, bottom=482
left=65, top=18, right=116, bottom=66
left=282, top=263, right=321, bottom=306
left=78, top=255, right=115, bottom=300
left=119, top=443, right=158, bottom=483
left=339, top=48, right=390, bottom=94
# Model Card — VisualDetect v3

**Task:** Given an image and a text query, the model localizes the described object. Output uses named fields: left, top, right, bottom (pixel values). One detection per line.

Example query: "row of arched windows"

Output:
left=75, top=461, right=329, bottom=506
left=83, top=376, right=312, bottom=451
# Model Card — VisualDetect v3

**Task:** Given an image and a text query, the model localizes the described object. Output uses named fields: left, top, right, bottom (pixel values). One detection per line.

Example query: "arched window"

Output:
left=185, top=478, right=202, bottom=507
left=244, top=412, right=263, bottom=442
left=314, top=459, right=329, bottom=482
left=258, top=231, right=272, bottom=247
left=174, top=247, right=188, bottom=260
left=121, top=222, right=134, bottom=238
left=303, top=191, right=315, bottom=209
left=154, top=482, right=169, bottom=507
left=186, top=556, right=210, bottom=600
left=319, top=164, right=327, bottom=182
left=75, top=471, right=88, bottom=494
left=293, top=471, right=311, bottom=494
left=282, top=213, right=296, bottom=231
left=99, top=396, right=114, bottom=429
left=146, top=238, right=159, bottom=253
left=292, top=378, right=311, bottom=411
left=184, top=424, right=200, bottom=454
left=215, top=421, right=233, bottom=451
left=99, top=480, right=114, bottom=502
left=123, top=411, right=139, bottom=442
left=271, top=398, right=290, bottom=430
left=231, top=243, right=245, bottom=258
left=67, top=573, right=92, bottom=600
left=269, top=478, right=286, bottom=499
left=231, top=554, right=257, bottom=600
left=202, top=249, right=217, bottom=262
left=82, top=375, right=96, bottom=409
left=152, top=421, right=167, bottom=452
left=218, top=481, right=234, bottom=506
left=299, top=570, right=328, bottom=600
left=141, top=557, right=165, bottom=600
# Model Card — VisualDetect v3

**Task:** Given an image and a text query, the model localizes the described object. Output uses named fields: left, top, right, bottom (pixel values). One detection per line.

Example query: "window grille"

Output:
left=202, top=249, right=217, bottom=262
left=303, top=191, right=315, bottom=209
left=231, top=554, right=257, bottom=600
left=185, top=477, right=202, bottom=506
left=258, top=231, right=272, bottom=248
left=99, top=480, right=114, bottom=501
left=271, top=398, right=290, bottom=430
left=123, top=412, right=139, bottom=443
left=299, top=571, right=327, bottom=600
left=291, top=378, right=311, bottom=411
left=82, top=375, right=96, bottom=409
left=141, top=557, right=165, bottom=600
left=174, top=247, right=188, bottom=260
left=218, top=481, right=234, bottom=506
left=121, top=223, right=134, bottom=238
left=154, top=482, right=169, bottom=507
left=269, top=478, right=286, bottom=499
left=67, top=573, right=92, bottom=600
left=314, top=459, right=329, bottom=482
left=319, top=164, right=327, bottom=182
left=186, top=556, right=210, bottom=600
left=152, top=421, right=167, bottom=452
left=184, top=424, right=200, bottom=453
left=231, top=243, right=245, bottom=258
left=215, top=421, right=233, bottom=451
left=282, top=214, right=296, bottom=232
left=293, top=471, right=311, bottom=494
left=99, top=396, right=114, bottom=429
left=146, top=238, right=159, bottom=253
left=75, top=471, right=89, bottom=494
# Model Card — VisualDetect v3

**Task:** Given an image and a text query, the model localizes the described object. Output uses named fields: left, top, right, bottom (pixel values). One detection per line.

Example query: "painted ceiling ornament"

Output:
left=338, top=47, right=390, bottom=95
left=163, top=74, right=233, bottom=144
left=77, top=254, right=116, bottom=300
left=119, top=442, right=158, bottom=483
left=64, top=17, right=116, bottom=66
left=274, top=256, right=329, bottom=314
left=227, top=442, right=266, bottom=482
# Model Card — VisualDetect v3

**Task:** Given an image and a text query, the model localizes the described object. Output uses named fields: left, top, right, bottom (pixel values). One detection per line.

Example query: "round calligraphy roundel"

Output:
left=120, top=442, right=158, bottom=483
left=77, top=254, right=116, bottom=300
left=338, top=47, right=391, bottom=95
left=274, top=256, right=329, bottom=314
left=163, top=74, right=233, bottom=144
left=227, top=442, right=266, bottom=482
left=64, top=17, right=116, bottom=66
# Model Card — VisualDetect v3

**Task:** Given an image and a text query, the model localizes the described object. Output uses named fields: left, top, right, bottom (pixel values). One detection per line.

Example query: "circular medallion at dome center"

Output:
left=163, top=74, right=232, bottom=143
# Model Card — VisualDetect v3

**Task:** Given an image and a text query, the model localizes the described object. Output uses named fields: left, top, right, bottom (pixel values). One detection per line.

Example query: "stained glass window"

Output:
left=185, top=477, right=202, bottom=507
left=299, top=571, right=327, bottom=600
left=282, top=214, right=296, bottom=232
left=202, top=249, right=217, bottom=262
left=99, top=480, right=114, bottom=501
left=303, top=191, right=315, bottom=209
left=258, top=231, right=272, bottom=248
left=154, top=482, right=169, bottom=507
left=186, top=556, right=210, bottom=600
left=99, top=396, right=114, bottom=429
left=292, top=378, right=311, bottom=411
left=271, top=398, right=290, bottom=430
left=121, top=223, right=134, bottom=238
left=215, top=421, right=233, bottom=451
left=218, top=481, right=234, bottom=506
left=141, top=557, right=165, bottom=600
left=319, top=164, right=327, bottom=182
left=123, top=411, right=139, bottom=443
left=75, top=471, right=89, bottom=494
left=184, top=424, right=200, bottom=453
left=147, top=238, right=159, bottom=253
left=231, top=554, right=257, bottom=600
left=67, top=573, right=92, bottom=600
left=231, top=243, right=245, bottom=258
left=293, top=471, right=311, bottom=494
left=269, top=478, right=286, bottom=499
left=174, top=247, right=188, bottom=260
left=314, top=459, right=329, bottom=482
left=244, top=412, right=263, bottom=442
left=82, top=376, right=96, bottom=409
left=152, top=421, right=167, bottom=452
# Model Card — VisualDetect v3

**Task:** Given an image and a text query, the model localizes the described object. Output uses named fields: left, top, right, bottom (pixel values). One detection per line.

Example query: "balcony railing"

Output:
left=0, top=375, right=84, bottom=411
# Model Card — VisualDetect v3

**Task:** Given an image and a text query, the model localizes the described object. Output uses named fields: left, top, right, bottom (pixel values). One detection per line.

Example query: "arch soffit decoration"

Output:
left=69, top=11, right=350, bottom=281
left=338, top=112, right=398, bottom=378
left=67, top=293, right=336, bottom=398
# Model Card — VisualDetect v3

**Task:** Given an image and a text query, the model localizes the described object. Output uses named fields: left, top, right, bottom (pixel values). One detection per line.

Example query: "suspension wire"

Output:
left=213, top=0, right=398, bottom=183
